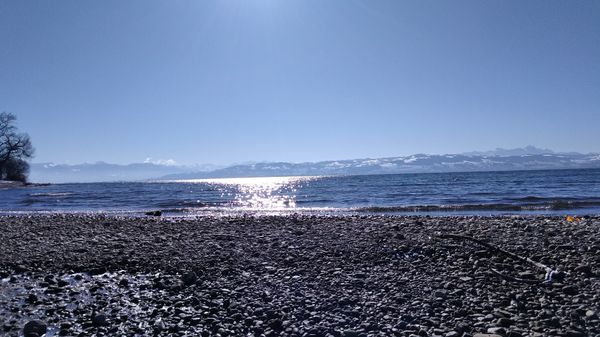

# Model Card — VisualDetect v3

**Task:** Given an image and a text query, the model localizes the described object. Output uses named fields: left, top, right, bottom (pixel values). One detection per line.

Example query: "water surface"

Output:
left=2, top=169, right=600, bottom=216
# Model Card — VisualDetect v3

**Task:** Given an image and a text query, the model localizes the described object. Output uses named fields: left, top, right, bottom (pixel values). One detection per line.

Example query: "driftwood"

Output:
left=439, top=234, right=557, bottom=284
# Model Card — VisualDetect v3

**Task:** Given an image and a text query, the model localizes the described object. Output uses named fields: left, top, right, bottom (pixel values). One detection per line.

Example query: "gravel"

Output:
left=0, top=214, right=599, bottom=336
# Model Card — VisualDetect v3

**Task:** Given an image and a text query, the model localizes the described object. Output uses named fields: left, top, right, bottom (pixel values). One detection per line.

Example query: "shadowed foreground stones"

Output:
left=23, top=320, right=46, bottom=337
left=181, top=270, right=199, bottom=286
left=0, top=214, right=599, bottom=336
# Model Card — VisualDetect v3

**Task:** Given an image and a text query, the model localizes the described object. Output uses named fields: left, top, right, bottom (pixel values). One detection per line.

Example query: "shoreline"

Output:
left=1, top=214, right=599, bottom=336
left=0, top=180, right=51, bottom=190
left=1, top=209, right=599, bottom=219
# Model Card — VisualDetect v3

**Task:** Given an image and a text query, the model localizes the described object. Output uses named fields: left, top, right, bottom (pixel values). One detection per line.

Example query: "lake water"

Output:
left=2, top=169, right=600, bottom=216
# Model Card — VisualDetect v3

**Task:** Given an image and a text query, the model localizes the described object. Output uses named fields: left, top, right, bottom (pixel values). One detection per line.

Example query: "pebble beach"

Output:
left=1, top=214, right=599, bottom=337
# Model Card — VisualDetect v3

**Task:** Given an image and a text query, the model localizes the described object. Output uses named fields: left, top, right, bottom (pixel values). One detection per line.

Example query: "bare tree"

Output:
left=0, top=112, right=34, bottom=182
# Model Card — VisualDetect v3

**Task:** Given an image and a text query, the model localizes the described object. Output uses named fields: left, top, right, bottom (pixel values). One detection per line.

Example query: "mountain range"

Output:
left=30, top=147, right=600, bottom=183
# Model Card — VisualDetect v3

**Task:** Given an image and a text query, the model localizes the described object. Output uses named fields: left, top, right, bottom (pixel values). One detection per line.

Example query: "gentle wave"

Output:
left=2, top=169, right=600, bottom=215
left=29, top=192, right=74, bottom=197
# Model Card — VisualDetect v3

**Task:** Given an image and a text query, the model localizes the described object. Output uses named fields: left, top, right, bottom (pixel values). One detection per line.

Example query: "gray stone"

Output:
left=92, top=314, right=107, bottom=326
left=181, top=271, right=198, bottom=286
left=342, top=330, right=360, bottom=337
left=23, top=320, right=46, bottom=336
left=487, top=327, right=506, bottom=335
left=562, top=285, right=578, bottom=296
left=496, top=317, right=512, bottom=327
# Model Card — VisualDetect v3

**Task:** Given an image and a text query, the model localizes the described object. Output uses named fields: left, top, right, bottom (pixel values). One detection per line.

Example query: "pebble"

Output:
left=92, top=314, right=107, bottom=326
left=0, top=214, right=598, bottom=336
left=487, top=327, right=506, bottom=335
left=23, top=320, right=46, bottom=336
left=496, top=317, right=512, bottom=327
left=562, top=285, right=579, bottom=295
left=181, top=271, right=198, bottom=286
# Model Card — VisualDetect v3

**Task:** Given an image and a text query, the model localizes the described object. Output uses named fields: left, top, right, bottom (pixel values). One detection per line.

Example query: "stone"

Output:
left=92, top=314, right=107, bottom=326
left=565, top=330, right=586, bottom=337
left=14, top=264, right=28, bottom=273
left=496, top=317, right=512, bottom=327
left=145, top=210, right=162, bottom=216
left=181, top=271, right=198, bottom=286
left=27, top=293, right=38, bottom=304
left=562, top=285, right=578, bottom=296
left=23, top=320, right=47, bottom=336
left=342, top=330, right=360, bottom=337
left=119, top=278, right=129, bottom=287
left=487, top=327, right=506, bottom=335
left=574, top=265, right=592, bottom=276
left=269, top=319, right=283, bottom=331
left=433, top=290, right=447, bottom=299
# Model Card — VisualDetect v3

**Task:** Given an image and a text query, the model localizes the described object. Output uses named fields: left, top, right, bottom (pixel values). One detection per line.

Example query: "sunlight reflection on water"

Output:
left=173, top=176, right=319, bottom=210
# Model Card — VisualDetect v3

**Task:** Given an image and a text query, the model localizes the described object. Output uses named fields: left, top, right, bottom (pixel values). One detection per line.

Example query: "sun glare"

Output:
left=174, top=176, right=318, bottom=210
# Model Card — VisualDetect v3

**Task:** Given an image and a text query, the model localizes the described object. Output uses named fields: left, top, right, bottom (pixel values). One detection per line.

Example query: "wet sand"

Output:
left=1, top=214, right=599, bottom=337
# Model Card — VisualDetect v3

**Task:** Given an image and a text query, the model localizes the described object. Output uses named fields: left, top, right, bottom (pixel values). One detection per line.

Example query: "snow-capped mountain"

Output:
left=29, top=162, right=221, bottom=183
left=29, top=147, right=600, bottom=183
left=160, top=150, right=600, bottom=180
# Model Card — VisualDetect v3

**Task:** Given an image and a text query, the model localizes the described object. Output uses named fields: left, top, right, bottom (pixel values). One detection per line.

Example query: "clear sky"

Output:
left=1, top=1, right=599, bottom=165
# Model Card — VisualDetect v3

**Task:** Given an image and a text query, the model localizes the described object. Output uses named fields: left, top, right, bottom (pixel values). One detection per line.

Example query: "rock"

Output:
left=454, top=322, right=470, bottom=334
left=574, top=265, right=592, bottom=276
left=433, top=290, right=447, bottom=299
left=27, top=293, right=38, bottom=304
left=119, top=278, right=129, bottom=287
left=14, top=264, right=28, bottom=273
left=585, top=310, right=597, bottom=319
left=181, top=271, right=198, bottom=286
left=89, top=266, right=107, bottom=275
left=145, top=210, right=162, bottom=216
left=269, top=319, right=283, bottom=331
left=445, top=332, right=460, bottom=337
left=342, top=330, right=360, bottom=337
left=562, top=285, right=578, bottom=295
left=188, top=296, right=200, bottom=306
left=565, top=330, right=586, bottom=337
left=487, top=327, right=506, bottom=335
left=496, top=317, right=512, bottom=327
left=23, top=320, right=47, bottom=336
left=57, top=279, right=69, bottom=287
left=92, top=314, right=107, bottom=326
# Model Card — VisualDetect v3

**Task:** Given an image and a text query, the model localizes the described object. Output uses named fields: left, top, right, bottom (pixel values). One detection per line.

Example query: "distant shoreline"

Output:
left=0, top=180, right=50, bottom=189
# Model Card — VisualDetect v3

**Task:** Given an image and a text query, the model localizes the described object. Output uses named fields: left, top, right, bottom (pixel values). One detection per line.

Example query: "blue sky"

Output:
left=1, top=1, right=599, bottom=165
